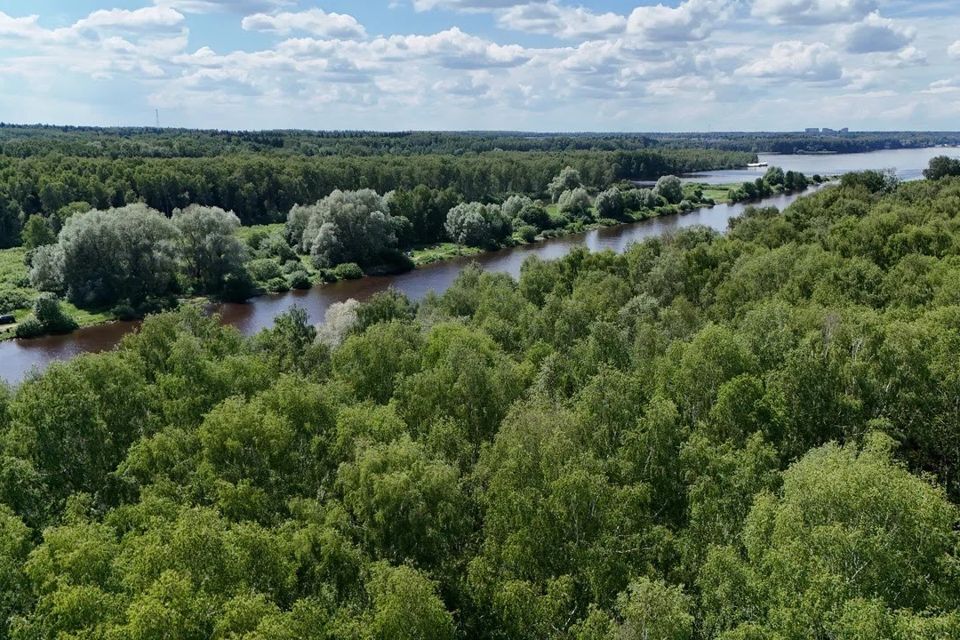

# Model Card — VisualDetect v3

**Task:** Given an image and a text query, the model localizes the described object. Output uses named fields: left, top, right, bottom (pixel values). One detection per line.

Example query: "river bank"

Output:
left=0, top=186, right=826, bottom=384
left=0, top=182, right=736, bottom=343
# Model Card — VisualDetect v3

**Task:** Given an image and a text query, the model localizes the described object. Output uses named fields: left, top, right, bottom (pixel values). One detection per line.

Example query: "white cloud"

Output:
left=753, top=0, right=878, bottom=25
left=949, top=41, right=960, bottom=59
left=892, top=46, right=927, bottom=67
left=74, top=7, right=185, bottom=31
left=840, top=12, right=914, bottom=53
left=737, top=41, right=843, bottom=82
left=154, top=0, right=292, bottom=14
left=410, top=0, right=529, bottom=10
left=497, top=2, right=625, bottom=39
left=924, top=78, right=960, bottom=94
left=627, top=0, right=734, bottom=42
left=242, top=9, right=366, bottom=39
left=0, top=12, right=44, bottom=39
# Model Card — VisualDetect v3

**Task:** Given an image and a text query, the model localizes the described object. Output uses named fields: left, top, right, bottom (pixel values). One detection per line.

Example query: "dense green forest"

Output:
left=2, top=125, right=957, bottom=158
left=0, top=148, right=750, bottom=233
left=650, top=130, right=960, bottom=154
left=1, top=172, right=960, bottom=638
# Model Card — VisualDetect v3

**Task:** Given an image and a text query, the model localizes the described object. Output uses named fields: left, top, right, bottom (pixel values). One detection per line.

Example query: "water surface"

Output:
left=0, top=189, right=815, bottom=384
left=684, top=146, right=960, bottom=185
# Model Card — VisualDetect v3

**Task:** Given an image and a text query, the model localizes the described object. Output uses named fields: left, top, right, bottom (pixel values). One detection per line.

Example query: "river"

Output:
left=1, top=146, right=957, bottom=384
left=684, top=146, right=960, bottom=185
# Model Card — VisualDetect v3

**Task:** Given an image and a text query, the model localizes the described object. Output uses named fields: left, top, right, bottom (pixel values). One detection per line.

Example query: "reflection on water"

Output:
left=0, top=189, right=816, bottom=384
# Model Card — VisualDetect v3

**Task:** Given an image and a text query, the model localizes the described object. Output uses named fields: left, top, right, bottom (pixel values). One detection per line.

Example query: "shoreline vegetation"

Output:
left=0, top=167, right=826, bottom=342
left=5, top=168, right=960, bottom=638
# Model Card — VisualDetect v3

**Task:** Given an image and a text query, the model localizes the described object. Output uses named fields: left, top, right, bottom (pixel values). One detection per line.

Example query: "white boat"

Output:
left=747, top=162, right=769, bottom=168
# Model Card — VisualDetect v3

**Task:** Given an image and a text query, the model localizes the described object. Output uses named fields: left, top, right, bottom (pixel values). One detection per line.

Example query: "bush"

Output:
left=654, top=175, right=684, bottom=204
left=247, top=258, right=283, bottom=282
left=16, top=293, right=78, bottom=338
left=287, top=270, right=312, bottom=290
left=15, top=317, right=44, bottom=339
left=111, top=305, right=138, bottom=321
left=516, top=202, right=552, bottom=230
left=333, top=262, right=364, bottom=280
left=267, top=277, right=290, bottom=292
left=595, top=188, right=625, bottom=219
left=0, top=290, right=30, bottom=313
left=516, top=225, right=538, bottom=243
left=220, top=270, right=257, bottom=302
left=365, top=250, right=415, bottom=276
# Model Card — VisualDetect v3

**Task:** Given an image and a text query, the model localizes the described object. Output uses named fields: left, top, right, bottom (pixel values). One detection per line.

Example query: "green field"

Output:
left=683, top=181, right=738, bottom=204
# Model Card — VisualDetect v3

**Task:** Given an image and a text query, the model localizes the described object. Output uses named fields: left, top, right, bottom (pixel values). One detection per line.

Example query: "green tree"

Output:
left=172, top=205, right=249, bottom=297
left=20, top=215, right=55, bottom=250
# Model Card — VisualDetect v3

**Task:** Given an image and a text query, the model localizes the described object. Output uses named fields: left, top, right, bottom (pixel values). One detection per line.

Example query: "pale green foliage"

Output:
left=548, top=166, right=583, bottom=202
left=444, top=202, right=512, bottom=248
left=34, top=204, right=179, bottom=307
left=502, top=195, right=534, bottom=219
left=558, top=187, right=592, bottom=220
left=595, top=187, right=625, bottom=219
left=172, top=205, right=248, bottom=295
left=700, top=435, right=960, bottom=639
left=290, top=190, right=398, bottom=269
left=317, top=299, right=360, bottom=348
left=654, top=175, right=683, bottom=204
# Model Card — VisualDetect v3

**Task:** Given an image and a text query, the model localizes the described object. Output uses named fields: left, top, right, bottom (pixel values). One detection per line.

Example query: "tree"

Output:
left=337, top=435, right=467, bottom=567
left=0, top=198, right=22, bottom=249
left=699, top=434, right=960, bottom=638
left=610, top=578, right=694, bottom=640
left=364, top=563, right=455, bottom=640
left=548, top=166, right=583, bottom=202
left=445, top=202, right=511, bottom=248
left=39, top=204, right=180, bottom=308
left=20, top=215, right=55, bottom=250
left=502, top=195, right=534, bottom=220
left=289, top=190, right=400, bottom=269
left=172, top=205, right=249, bottom=297
left=558, top=187, right=592, bottom=221
left=653, top=175, right=683, bottom=205
left=595, top=188, right=625, bottom=219
left=763, top=166, right=785, bottom=187
left=924, top=155, right=960, bottom=180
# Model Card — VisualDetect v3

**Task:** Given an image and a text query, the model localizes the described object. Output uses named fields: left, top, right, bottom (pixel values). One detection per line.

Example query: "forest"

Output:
left=0, top=170, right=959, bottom=638
left=2, top=125, right=957, bottom=159
left=0, top=147, right=751, bottom=234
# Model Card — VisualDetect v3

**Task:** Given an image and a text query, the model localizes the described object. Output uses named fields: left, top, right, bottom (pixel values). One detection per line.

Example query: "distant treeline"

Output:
left=0, top=126, right=661, bottom=159
left=0, top=149, right=751, bottom=225
left=650, top=131, right=960, bottom=154
left=1, top=124, right=955, bottom=159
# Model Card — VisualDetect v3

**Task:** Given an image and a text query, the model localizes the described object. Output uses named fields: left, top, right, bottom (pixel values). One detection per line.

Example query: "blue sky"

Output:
left=0, top=1, right=958, bottom=131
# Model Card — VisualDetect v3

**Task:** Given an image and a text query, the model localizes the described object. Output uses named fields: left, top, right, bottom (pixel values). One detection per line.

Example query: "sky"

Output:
left=0, top=0, right=958, bottom=131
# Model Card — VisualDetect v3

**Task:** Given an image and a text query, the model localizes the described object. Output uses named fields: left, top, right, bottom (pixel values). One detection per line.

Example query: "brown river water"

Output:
left=2, top=146, right=957, bottom=384
left=0, top=189, right=813, bottom=384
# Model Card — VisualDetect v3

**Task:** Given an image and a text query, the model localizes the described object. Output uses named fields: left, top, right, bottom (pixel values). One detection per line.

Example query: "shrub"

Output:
left=16, top=293, right=78, bottom=338
left=15, top=317, right=44, bottom=339
left=220, top=270, right=257, bottom=303
left=247, top=258, right=283, bottom=282
left=267, top=277, right=290, bottom=292
left=0, top=291, right=30, bottom=313
left=333, top=262, right=364, bottom=280
left=287, top=270, right=313, bottom=290
left=516, top=225, right=538, bottom=242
